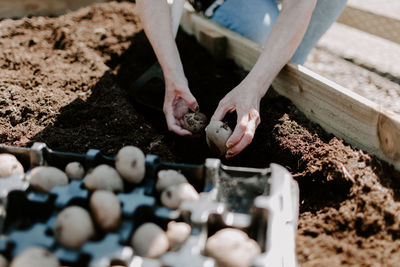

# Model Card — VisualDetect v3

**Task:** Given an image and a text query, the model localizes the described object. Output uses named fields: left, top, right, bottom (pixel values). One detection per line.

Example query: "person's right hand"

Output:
left=163, top=75, right=199, bottom=136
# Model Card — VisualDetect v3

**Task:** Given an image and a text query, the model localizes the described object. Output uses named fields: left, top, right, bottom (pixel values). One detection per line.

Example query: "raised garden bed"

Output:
left=1, top=1, right=400, bottom=266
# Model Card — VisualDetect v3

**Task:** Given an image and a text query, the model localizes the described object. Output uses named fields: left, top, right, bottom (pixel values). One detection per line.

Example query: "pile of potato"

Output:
left=156, top=169, right=199, bottom=209
left=1, top=144, right=262, bottom=266
left=0, top=154, right=24, bottom=178
left=205, top=228, right=261, bottom=267
left=131, top=221, right=191, bottom=258
left=8, top=246, right=59, bottom=267
left=54, top=189, right=122, bottom=250
left=83, top=145, right=146, bottom=192
left=130, top=223, right=262, bottom=266
left=53, top=145, right=146, bottom=249
left=181, top=111, right=233, bottom=157
left=1, top=145, right=146, bottom=194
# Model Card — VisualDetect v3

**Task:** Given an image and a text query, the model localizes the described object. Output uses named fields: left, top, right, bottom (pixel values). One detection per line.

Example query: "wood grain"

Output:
left=338, top=6, right=400, bottom=45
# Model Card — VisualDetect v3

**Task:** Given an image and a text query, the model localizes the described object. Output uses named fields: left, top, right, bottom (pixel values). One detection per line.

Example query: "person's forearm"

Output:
left=244, top=0, right=317, bottom=98
left=136, top=0, right=185, bottom=79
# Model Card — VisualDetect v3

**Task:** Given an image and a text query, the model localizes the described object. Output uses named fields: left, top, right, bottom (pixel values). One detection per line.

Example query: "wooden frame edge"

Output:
left=337, top=5, right=400, bottom=45
left=181, top=8, right=400, bottom=171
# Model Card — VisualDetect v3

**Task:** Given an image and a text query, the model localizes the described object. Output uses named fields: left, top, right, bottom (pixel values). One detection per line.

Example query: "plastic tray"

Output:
left=0, top=142, right=299, bottom=267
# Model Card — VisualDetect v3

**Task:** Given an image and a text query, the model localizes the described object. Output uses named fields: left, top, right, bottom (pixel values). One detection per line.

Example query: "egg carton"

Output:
left=0, top=142, right=299, bottom=267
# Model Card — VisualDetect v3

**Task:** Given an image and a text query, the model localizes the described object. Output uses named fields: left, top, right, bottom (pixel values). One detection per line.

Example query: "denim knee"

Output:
left=211, top=0, right=280, bottom=45
left=210, top=0, right=348, bottom=65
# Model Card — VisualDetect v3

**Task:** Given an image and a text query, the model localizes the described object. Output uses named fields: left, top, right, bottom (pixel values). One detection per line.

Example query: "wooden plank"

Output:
left=337, top=5, right=400, bottom=45
left=199, top=29, right=227, bottom=62
left=181, top=9, right=400, bottom=170
left=0, top=0, right=106, bottom=19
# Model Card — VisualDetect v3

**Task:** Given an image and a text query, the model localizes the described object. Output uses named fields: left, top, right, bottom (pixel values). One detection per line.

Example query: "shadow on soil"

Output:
left=26, top=29, right=370, bottom=213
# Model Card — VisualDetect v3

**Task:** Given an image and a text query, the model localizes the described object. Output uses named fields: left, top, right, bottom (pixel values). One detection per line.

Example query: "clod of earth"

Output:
left=65, top=161, right=85, bottom=180
left=83, top=164, right=124, bottom=192
left=131, top=222, right=169, bottom=258
left=165, top=221, right=191, bottom=251
left=156, top=169, right=188, bottom=192
left=161, top=182, right=199, bottom=209
left=205, top=228, right=261, bottom=267
left=27, top=166, right=68, bottom=193
left=54, top=206, right=95, bottom=250
left=205, top=121, right=233, bottom=156
left=90, top=190, right=122, bottom=232
left=115, top=146, right=145, bottom=184
left=183, top=111, right=208, bottom=133
left=0, top=153, right=24, bottom=178
left=9, top=246, right=59, bottom=267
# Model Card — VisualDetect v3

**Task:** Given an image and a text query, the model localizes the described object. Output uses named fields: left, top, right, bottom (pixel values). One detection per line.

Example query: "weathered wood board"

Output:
left=0, top=0, right=106, bottom=19
left=181, top=8, right=400, bottom=171
left=338, top=5, right=400, bottom=45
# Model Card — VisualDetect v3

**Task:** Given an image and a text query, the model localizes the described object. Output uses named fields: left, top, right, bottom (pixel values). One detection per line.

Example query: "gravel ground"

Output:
left=305, top=47, right=400, bottom=114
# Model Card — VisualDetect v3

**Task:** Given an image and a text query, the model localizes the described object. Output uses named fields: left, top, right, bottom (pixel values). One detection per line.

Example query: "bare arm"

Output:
left=212, top=0, right=317, bottom=158
left=136, top=0, right=198, bottom=135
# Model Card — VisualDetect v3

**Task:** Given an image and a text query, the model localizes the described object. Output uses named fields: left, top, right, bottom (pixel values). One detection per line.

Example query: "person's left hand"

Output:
left=211, top=84, right=261, bottom=158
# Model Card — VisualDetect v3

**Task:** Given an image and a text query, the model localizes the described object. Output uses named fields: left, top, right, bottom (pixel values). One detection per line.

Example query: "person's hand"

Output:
left=163, top=75, right=199, bottom=136
left=211, top=85, right=261, bottom=158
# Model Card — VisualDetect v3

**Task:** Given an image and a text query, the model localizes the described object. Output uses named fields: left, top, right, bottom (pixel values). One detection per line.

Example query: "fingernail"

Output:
left=194, top=105, right=200, bottom=112
left=226, top=153, right=233, bottom=159
left=227, top=143, right=233, bottom=148
left=226, top=151, right=233, bottom=158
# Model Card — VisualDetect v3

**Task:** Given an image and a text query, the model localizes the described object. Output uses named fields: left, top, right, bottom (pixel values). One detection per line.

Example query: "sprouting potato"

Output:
left=10, top=246, right=59, bottom=267
left=205, top=228, right=261, bottom=267
left=65, top=162, right=85, bottom=180
left=205, top=121, right=232, bottom=156
left=90, top=190, right=121, bottom=232
left=83, top=164, right=124, bottom=192
left=165, top=221, right=191, bottom=250
left=115, top=146, right=146, bottom=184
left=161, top=182, right=199, bottom=209
left=183, top=112, right=208, bottom=133
left=0, top=254, right=8, bottom=267
left=131, top=223, right=169, bottom=258
left=27, top=166, right=68, bottom=193
left=0, top=153, right=24, bottom=178
left=155, top=169, right=188, bottom=192
left=55, top=206, right=95, bottom=250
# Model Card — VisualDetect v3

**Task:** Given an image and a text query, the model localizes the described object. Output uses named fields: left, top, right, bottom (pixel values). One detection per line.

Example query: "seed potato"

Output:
left=166, top=221, right=191, bottom=250
left=161, top=182, right=199, bottom=209
left=0, top=153, right=24, bottom=178
left=0, top=254, right=7, bottom=267
left=83, top=164, right=124, bottom=192
left=90, top=190, right=121, bottom=232
left=115, top=146, right=146, bottom=184
left=205, top=228, right=261, bottom=267
left=205, top=121, right=232, bottom=156
left=65, top=162, right=85, bottom=180
left=27, top=166, right=68, bottom=193
left=155, top=169, right=187, bottom=192
left=183, top=112, right=208, bottom=133
left=10, top=246, right=59, bottom=267
left=55, top=206, right=95, bottom=249
left=131, top=223, right=169, bottom=258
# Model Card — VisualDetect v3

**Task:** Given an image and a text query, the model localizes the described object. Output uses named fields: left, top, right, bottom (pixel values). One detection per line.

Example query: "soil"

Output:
left=1, top=1, right=400, bottom=266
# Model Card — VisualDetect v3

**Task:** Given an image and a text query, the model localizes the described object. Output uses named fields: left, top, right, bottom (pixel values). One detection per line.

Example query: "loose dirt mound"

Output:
left=1, top=2, right=400, bottom=266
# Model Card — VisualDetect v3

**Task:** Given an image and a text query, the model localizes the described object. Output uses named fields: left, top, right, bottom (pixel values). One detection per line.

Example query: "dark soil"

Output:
left=1, top=2, right=400, bottom=266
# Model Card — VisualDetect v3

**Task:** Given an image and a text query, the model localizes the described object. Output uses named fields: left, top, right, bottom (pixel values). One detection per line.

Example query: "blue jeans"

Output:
left=210, top=0, right=347, bottom=64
